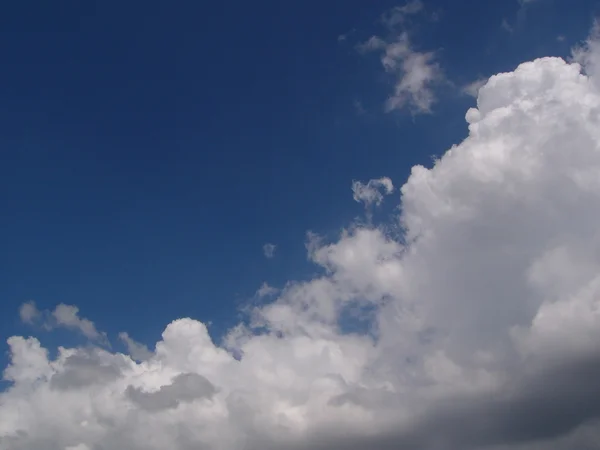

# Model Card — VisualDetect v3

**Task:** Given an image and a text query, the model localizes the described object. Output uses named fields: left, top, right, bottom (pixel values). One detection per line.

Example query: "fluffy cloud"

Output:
left=4, top=29, right=600, bottom=450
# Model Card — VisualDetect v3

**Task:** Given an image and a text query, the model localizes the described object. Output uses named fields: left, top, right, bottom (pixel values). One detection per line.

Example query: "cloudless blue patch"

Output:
left=338, top=302, right=380, bottom=338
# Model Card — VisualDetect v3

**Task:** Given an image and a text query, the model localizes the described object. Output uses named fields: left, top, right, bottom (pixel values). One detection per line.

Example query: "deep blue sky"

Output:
left=1, top=0, right=598, bottom=354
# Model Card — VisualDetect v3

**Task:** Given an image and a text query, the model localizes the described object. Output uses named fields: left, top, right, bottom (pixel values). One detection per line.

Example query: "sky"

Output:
left=2, top=0, right=600, bottom=449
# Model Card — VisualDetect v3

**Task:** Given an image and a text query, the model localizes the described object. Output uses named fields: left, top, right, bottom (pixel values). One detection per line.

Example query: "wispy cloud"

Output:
left=462, top=77, right=488, bottom=98
left=262, top=243, right=276, bottom=259
left=352, top=177, right=394, bottom=208
left=337, top=28, right=356, bottom=42
left=19, top=301, right=108, bottom=344
left=381, top=0, right=424, bottom=28
left=118, top=332, right=153, bottom=362
left=52, top=304, right=105, bottom=342
left=353, top=99, right=366, bottom=115
left=358, top=3, right=444, bottom=114
left=19, top=301, right=40, bottom=324
left=255, top=282, right=279, bottom=299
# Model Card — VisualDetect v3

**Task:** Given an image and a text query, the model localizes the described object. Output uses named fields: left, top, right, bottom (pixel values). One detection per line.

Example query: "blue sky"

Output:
left=1, top=0, right=598, bottom=355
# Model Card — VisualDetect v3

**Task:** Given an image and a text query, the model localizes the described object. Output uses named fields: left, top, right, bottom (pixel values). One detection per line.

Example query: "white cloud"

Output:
left=572, top=19, right=600, bottom=82
left=462, top=77, right=488, bottom=98
left=359, top=21, right=443, bottom=114
left=4, top=26, right=600, bottom=450
left=351, top=177, right=394, bottom=208
left=19, top=301, right=40, bottom=324
left=263, top=243, right=276, bottom=259
left=51, top=304, right=106, bottom=342
left=18, top=302, right=108, bottom=345
left=256, top=282, right=279, bottom=298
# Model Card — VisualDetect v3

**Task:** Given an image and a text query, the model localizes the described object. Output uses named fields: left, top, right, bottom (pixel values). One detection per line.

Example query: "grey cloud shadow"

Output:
left=275, top=350, right=600, bottom=450
left=50, top=351, right=124, bottom=391
left=126, top=373, right=217, bottom=412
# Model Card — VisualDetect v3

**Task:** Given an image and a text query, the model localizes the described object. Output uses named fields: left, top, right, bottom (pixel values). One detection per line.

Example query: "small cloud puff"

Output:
left=352, top=177, right=394, bottom=208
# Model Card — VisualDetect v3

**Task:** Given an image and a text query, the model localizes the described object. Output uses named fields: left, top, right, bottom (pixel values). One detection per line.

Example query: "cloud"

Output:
left=18, top=302, right=108, bottom=344
left=49, top=350, right=124, bottom=391
left=358, top=4, right=444, bottom=114
left=118, top=332, right=153, bottom=362
left=502, top=18, right=514, bottom=33
left=263, top=243, right=276, bottom=259
left=256, top=282, right=279, bottom=299
left=337, top=28, right=356, bottom=42
left=351, top=177, right=394, bottom=208
left=572, top=19, right=600, bottom=81
left=4, top=26, right=600, bottom=450
left=353, top=99, right=366, bottom=115
left=126, top=373, right=217, bottom=412
left=359, top=34, right=443, bottom=114
left=462, top=77, right=488, bottom=98
left=51, top=304, right=106, bottom=342
left=18, top=301, right=40, bottom=324
left=381, top=0, right=424, bottom=28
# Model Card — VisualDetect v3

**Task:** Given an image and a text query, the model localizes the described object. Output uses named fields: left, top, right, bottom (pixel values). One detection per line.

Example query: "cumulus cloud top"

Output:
left=4, top=35, right=600, bottom=450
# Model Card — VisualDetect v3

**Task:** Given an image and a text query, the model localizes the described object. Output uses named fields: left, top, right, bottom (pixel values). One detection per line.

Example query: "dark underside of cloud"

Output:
left=299, top=351, right=600, bottom=450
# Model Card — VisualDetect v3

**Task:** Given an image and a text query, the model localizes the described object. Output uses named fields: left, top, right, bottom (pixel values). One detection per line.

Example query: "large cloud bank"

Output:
left=4, top=37, right=600, bottom=450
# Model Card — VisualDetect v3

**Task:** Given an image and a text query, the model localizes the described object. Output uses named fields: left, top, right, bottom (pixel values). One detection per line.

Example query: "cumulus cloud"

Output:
left=263, top=243, right=276, bottom=259
left=358, top=3, right=443, bottom=114
left=4, top=26, right=600, bottom=450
